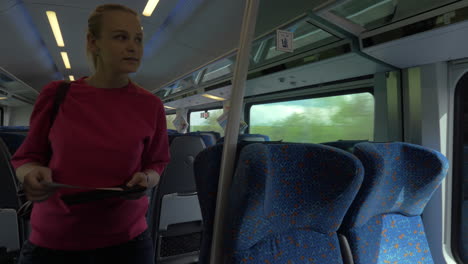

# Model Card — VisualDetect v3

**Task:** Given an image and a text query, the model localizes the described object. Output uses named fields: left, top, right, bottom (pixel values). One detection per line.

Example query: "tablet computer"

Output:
left=60, top=185, right=147, bottom=206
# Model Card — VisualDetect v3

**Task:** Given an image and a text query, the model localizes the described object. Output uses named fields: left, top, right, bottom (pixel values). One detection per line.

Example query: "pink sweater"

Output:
left=11, top=78, right=170, bottom=250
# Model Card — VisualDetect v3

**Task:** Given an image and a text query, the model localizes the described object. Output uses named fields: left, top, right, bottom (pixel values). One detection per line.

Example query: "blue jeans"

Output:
left=18, top=230, right=154, bottom=264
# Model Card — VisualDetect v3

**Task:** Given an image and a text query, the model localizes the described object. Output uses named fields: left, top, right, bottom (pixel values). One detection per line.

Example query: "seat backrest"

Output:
left=148, top=135, right=206, bottom=262
left=186, top=132, right=216, bottom=147
left=341, top=142, right=449, bottom=264
left=0, top=134, right=30, bottom=247
left=0, top=133, right=27, bottom=156
left=155, top=135, right=206, bottom=200
left=0, top=209, right=20, bottom=251
left=0, top=126, right=29, bottom=132
left=0, top=137, right=21, bottom=209
left=191, top=130, right=221, bottom=140
left=206, top=131, right=221, bottom=140
left=167, top=134, right=180, bottom=145
left=216, top=133, right=270, bottom=144
left=194, top=141, right=265, bottom=263
left=239, top=133, right=269, bottom=142
left=193, top=144, right=223, bottom=263
left=167, top=129, right=178, bottom=134
left=226, top=143, right=364, bottom=263
left=199, top=132, right=218, bottom=146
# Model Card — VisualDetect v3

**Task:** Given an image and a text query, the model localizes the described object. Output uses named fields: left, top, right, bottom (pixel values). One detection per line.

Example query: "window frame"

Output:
left=245, top=87, right=374, bottom=138
left=451, top=71, right=468, bottom=263
left=187, top=107, right=224, bottom=133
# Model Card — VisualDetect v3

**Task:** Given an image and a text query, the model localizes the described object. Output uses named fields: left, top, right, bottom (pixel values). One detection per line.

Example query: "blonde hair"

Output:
left=87, top=4, right=139, bottom=70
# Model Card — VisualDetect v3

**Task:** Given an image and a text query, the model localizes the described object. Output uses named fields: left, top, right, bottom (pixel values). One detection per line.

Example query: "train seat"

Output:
left=226, top=143, right=364, bottom=263
left=340, top=142, right=449, bottom=264
left=148, top=135, right=206, bottom=263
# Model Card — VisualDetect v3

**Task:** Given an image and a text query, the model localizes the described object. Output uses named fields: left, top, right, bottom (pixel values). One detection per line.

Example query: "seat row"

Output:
left=0, top=127, right=449, bottom=263
left=193, top=141, right=449, bottom=264
left=168, top=129, right=270, bottom=146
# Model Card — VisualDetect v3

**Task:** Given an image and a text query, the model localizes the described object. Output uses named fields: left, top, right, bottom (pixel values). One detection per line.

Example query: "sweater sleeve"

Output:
left=11, top=81, right=61, bottom=169
left=141, top=98, right=170, bottom=175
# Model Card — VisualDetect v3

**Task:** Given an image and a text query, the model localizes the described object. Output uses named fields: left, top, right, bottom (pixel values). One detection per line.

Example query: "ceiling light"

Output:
left=61, top=52, right=71, bottom=69
left=202, top=93, right=225, bottom=101
left=164, top=105, right=176, bottom=110
left=0, top=97, right=7, bottom=100
left=46, top=11, right=65, bottom=47
left=142, top=0, right=160, bottom=16
left=69, top=75, right=75, bottom=81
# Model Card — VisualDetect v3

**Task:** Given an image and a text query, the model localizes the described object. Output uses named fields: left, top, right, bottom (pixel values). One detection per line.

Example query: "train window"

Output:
left=201, top=55, right=236, bottom=84
left=249, top=92, right=374, bottom=143
left=330, top=0, right=458, bottom=30
left=166, top=114, right=177, bottom=130
left=452, top=72, right=468, bottom=263
left=174, top=72, right=199, bottom=94
left=189, top=108, right=224, bottom=136
left=155, top=84, right=173, bottom=99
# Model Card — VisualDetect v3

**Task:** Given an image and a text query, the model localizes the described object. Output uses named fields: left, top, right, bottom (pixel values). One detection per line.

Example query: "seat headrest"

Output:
left=343, top=142, right=449, bottom=229
left=0, top=126, right=29, bottom=131
left=228, top=143, right=364, bottom=250
left=186, top=132, right=215, bottom=147
left=216, top=134, right=270, bottom=144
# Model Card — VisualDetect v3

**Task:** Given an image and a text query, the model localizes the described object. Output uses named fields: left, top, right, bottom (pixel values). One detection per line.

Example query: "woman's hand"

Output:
left=123, top=171, right=160, bottom=200
left=126, top=172, right=150, bottom=189
left=23, top=166, right=56, bottom=202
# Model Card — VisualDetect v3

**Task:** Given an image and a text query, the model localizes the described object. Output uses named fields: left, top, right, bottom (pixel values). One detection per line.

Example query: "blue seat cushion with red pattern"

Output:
left=341, top=142, right=449, bottom=264
left=226, top=143, right=364, bottom=263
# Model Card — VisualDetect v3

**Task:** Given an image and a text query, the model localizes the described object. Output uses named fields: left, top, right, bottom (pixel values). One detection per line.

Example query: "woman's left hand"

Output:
left=122, top=172, right=150, bottom=200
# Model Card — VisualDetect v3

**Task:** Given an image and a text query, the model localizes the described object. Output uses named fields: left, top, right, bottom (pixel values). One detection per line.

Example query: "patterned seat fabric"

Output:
left=341, top=142, right=449, bottom=264
left=194, top=141, right=265, bottom=263
left=226, top=143, right=364, bottom=263
left=193, top=144, right=223, bottom=264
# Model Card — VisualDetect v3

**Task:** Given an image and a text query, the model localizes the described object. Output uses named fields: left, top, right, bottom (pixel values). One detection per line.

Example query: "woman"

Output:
left=12, top=4, right=170, bottom=264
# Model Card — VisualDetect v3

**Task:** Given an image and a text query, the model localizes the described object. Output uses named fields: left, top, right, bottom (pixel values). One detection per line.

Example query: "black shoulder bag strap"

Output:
left=17, top=81, right=71, bottom=219
left=50, top=81, right=71, bottom=126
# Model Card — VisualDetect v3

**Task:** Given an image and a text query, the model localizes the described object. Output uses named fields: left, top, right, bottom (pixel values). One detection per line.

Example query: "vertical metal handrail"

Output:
left=209, top=0, right=260, bottom=263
